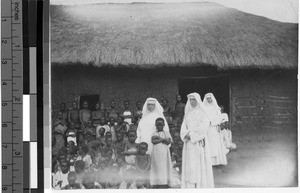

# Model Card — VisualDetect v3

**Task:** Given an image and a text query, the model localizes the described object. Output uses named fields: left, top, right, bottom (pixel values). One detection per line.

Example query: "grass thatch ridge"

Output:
left=50, top=2, right=298, bottom=69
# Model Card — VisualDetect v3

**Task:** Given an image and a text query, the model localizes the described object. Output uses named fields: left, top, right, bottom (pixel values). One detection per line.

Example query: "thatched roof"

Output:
left=51, top=2, right=298, bottom=69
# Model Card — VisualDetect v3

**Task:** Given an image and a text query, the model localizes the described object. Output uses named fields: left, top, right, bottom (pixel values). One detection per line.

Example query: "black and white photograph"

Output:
left=50, top=0, right=298, bottom=189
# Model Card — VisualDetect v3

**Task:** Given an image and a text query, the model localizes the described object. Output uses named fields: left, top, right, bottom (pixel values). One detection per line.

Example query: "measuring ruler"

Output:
left=1, top=0, right=23, bottom=192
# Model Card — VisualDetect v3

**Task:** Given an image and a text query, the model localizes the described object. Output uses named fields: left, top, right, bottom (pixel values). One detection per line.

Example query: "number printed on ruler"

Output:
left=1, top=0, right=23, bottom=192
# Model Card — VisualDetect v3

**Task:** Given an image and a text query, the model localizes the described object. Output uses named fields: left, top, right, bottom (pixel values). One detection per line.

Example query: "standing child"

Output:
left=53, top=112, right=68, bottom=151
left=92, top=103, right=104, bottom=124
left=114, top=132, right=126, bottom=165
left=106, top=100, right=119, bottom=120
left=121, top=100, right=133, bottom=125
left=171, top=94, right=185, bottom=126
left=135, top=142, right=151, bottom=188
left=124, top=131, right=139, bottom=169
left=58, top=102, right=68, bottom=122
left=162, top=98, right=172, bottom=124
left=68, top=102, right=80, bottom=126
left=133, top=101, right=143, bottom=120
left=150, top=118, right=173, bottom=188
left=219, top=105, right=236, bottom=152
left=79, top=101, right=92, bottom=128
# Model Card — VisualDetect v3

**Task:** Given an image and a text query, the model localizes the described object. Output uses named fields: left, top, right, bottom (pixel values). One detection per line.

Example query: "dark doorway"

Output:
left=79, top=94, right=99, bottom=110
left=178, top=75, right=230, bottom=114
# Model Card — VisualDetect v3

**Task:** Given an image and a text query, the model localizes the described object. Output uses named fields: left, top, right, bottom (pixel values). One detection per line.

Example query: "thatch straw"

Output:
left=50, top=2, right=298, bottom=69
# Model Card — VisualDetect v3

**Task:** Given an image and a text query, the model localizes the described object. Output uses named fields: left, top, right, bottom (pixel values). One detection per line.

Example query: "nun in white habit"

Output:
left=180, top=93, right=214, bottom=188
left=203, top=93, right=227, bottom=166
left=136, top=98, right=169, bottom=154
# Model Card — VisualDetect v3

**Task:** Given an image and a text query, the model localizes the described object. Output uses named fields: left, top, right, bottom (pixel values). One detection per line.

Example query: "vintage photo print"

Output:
left=49, top=0, right=298, bottom=190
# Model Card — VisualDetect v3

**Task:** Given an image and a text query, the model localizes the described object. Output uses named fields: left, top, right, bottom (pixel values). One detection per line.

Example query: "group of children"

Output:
left=52, top=95, right=236, bottom=189
left=52, top=98, right=185, bottom=189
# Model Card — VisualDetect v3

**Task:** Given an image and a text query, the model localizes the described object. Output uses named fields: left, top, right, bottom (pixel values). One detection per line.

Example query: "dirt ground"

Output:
left=213, top=128, right=298, bottom=187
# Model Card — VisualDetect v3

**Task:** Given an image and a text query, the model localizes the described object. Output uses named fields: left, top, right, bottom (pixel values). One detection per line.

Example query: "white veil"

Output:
left=203, top=93, right=221, bottom=111
left=136, top=97, right=169, bottom=154
left=141, top=97, right=164, bottom=118
left=184, top=92, right=206, bottom=117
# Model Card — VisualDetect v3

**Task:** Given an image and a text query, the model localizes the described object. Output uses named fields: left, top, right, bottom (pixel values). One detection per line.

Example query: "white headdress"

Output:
left=203, top=93, right=221, bottom=111
left=142, top=97, right=164, bottom=117
left=184, top=92, right=206, bottom=117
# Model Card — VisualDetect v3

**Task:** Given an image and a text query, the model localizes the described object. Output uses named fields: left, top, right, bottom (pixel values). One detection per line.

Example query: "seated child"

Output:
left=124, top=131, right=139, bottom=169
left=68, top=102, right=79, bottom=125
left=172, top=131, right=181, bottom=144
left=96, top=127, right=106, bottom=146
left=108, top=117, right=117, bottom=141
left=82, top=173, right=102, bottom=189
left=99, top=138, right=115, bottom=168
left=172, top=140, right=183, bottom=174
left=115, top=116, right=129, bottom=139
left=84, top=120, right=96, bottom=136
left=105, top=165, right=122, bottom=189
left=135, top=142, right=151, bottom=188
left=114, top=132, right=127, bottom=163
left=150, top=118, right=173, bottom=188
left=67, top=142, right=78, bottom=169
left=52, top=159, right=70, bottom=190
left=121, top=100, right=133, bottom=125
left=108, top=116, right=117, bottom=128
left=105, top=131, right=113, bottom=142
left=79, top=101, right=92, bottom=127
left=96, top=161, right=109, bottom=187
left=135, top=173, right=147, bottom=189
left=74, top=160, right=85, bottom=188
left=95, top=117, right=110, bottom=132
left=169, top=124, right=177, bottom=138
left=119, top=169, right=138, bottom=189
left=92, top=103, right=104, bottom=124
left=81, top=132, right=94, bottom=146
left=128, top=116, right=139, bottom=132
left=105, top=136, right=114, bottom=148
left=66, top=122, right=77, bottom=146
left=61, top=171, right=81, bottom=189
left=77, top=145, right=92, bottom=173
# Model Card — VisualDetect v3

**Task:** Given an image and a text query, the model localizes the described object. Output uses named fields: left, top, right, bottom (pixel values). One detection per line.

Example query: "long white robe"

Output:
left=150, top=131, right=173, bottom=186
left=220, top=113, right=236, bottom=151
left=136, top=113, right=169, bottom=154
left=180, top=108, right=214, bottom=188
left=205, top=106, right=227, bottom=165
left=136, top=98, right=169, bottom=154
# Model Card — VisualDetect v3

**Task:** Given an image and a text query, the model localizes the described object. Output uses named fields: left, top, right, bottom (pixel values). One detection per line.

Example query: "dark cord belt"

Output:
left=200, top=138, right=205, bottom=147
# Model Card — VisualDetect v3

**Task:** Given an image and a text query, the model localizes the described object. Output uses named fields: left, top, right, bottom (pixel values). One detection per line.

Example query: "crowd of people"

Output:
left=52, top=93, right=236, bottom=189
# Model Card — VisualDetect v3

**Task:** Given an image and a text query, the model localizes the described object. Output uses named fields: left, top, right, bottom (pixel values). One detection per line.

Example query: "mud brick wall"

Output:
left=51, top=66, right=178, bottom=113
left=230, top=70, right=297, bottom=133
